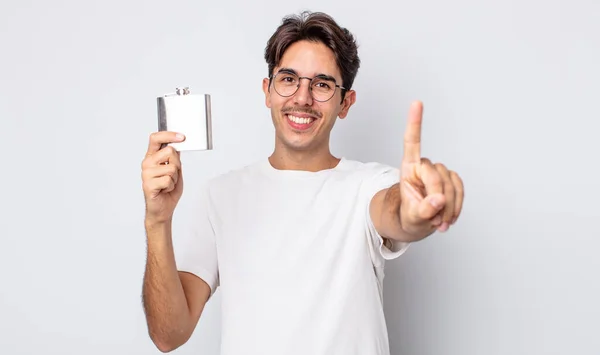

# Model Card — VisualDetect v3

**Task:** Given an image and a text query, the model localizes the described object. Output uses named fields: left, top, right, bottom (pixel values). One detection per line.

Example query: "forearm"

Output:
left=370, top=184, right=426, bottom=243
left=142, top=220, right=192, bottom=352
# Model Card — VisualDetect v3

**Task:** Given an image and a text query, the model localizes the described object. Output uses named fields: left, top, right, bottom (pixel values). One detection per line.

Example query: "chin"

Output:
left=278, top=135, right=314, bottom=151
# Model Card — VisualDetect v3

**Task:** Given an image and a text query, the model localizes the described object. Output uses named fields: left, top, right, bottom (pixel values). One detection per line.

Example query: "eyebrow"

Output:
left=276, top=67, right=338, bottom=83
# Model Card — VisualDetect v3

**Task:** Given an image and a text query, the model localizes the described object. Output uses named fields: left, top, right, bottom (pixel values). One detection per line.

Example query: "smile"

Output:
left=286, top=114, right=317, bottom=130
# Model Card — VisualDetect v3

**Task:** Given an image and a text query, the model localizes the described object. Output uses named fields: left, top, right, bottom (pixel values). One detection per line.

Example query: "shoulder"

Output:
left=337, top=158, right=399, bottom=179
left=338, top=159, right=400, bottom=197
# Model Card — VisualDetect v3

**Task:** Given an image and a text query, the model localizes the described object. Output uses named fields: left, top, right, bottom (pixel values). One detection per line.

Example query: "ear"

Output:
left=337, top=90, right=356, bottom=119
left=262, top=77, right=272, bottom=108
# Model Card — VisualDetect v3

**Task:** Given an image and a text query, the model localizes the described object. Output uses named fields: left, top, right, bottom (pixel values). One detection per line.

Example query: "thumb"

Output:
left=416, top=193, right=445, bottom=220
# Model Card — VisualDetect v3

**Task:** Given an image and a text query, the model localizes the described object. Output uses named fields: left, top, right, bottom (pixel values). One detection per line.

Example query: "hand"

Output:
left=141, top=131, right=186, bottom=224
left=399, top=101, right=464, bottom=238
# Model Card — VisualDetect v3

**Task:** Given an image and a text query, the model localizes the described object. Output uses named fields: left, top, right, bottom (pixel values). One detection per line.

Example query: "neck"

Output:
left=269, top=142, right=340, bottom=172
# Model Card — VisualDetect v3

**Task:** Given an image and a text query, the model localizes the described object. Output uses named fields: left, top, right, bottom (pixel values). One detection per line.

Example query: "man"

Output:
left=141, top=11, right=464, bottom=355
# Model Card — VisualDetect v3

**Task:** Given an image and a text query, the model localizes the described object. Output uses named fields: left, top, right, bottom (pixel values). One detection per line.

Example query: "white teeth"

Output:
left=288, top=115, right=313, bottom=125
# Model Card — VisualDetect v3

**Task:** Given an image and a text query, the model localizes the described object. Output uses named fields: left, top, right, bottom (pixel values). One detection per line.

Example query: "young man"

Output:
left=141, top=11, right=464, bottom=355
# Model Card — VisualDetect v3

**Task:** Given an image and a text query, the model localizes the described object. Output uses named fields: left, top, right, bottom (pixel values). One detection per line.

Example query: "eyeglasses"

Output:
left=270, top=71, right=346, bottom=102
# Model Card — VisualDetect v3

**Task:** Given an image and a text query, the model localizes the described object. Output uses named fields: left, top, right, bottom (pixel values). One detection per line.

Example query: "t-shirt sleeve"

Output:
left=362, top=164, right=411, bottom=267
left=172, top=182, right=219, bottom=297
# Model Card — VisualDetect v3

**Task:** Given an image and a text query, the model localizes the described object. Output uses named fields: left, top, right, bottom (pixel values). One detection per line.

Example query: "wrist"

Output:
left=144, top=208, right=172, bottom=225
left=144, top=217, right=172, bottom=234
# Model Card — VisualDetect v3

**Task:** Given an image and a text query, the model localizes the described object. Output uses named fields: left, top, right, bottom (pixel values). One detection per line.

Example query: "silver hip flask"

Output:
left=157, top=87, right=213, bottom=151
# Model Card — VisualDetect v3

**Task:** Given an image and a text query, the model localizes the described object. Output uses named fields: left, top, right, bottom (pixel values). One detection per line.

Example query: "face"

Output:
left=262, top=40, right=356, bottom=153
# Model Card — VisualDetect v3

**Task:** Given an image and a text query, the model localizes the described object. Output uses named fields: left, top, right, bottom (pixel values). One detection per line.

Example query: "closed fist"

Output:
left=141, top=131, right=186, bottom=224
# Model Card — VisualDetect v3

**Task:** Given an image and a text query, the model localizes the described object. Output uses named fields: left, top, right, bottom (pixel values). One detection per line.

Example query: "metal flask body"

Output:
left=157, top=87, right=212, bottom=151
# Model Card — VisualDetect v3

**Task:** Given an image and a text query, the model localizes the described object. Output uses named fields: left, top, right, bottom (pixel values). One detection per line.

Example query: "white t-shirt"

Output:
left=173, top=157, right=410, bottom=355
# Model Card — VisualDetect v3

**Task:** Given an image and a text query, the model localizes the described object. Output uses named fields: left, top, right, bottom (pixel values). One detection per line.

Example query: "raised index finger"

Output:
left=403, top=101, right=423, bottom=164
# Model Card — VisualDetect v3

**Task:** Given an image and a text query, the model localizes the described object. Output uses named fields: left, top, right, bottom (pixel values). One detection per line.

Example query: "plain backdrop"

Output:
left=1, top=0, right=599, bottom=354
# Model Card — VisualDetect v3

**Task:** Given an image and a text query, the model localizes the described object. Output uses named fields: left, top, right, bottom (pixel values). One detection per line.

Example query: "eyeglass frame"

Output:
left=268, top=69, right=348, bottom=103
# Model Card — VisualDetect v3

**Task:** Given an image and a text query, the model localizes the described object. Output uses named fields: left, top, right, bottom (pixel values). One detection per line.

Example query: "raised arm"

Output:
left=140, top=131, right=211, bottom=352
left=143, top=221, right=211, bottom=352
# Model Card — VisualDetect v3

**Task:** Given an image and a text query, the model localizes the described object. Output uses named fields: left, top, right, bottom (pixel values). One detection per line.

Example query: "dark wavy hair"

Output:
left=264, top=11, right=361, bottom=102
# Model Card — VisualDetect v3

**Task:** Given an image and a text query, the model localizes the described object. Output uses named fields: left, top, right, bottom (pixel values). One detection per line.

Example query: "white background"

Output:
left=1, top=0, right=599, bottom=354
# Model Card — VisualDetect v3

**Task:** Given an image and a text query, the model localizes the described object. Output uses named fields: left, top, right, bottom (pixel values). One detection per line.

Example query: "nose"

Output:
left=293, top=78, right=313, bottom=106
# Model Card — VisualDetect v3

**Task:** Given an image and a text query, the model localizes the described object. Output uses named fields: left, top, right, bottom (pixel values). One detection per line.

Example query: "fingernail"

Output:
left=430, top=198, right=439, bottom=208
left=176, top=133, right=185, bottom=141
left=451, top=217, right=457, bottom=225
